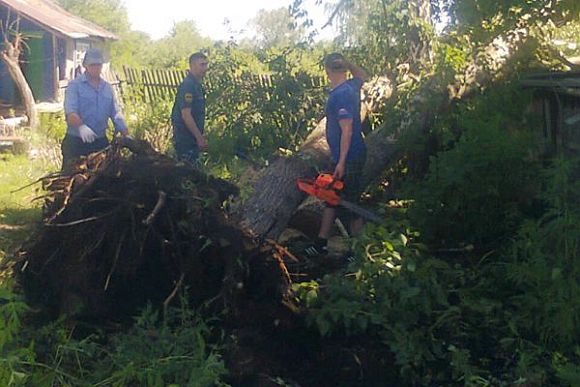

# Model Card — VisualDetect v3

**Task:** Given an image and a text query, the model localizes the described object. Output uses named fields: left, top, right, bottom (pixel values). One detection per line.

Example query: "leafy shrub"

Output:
left=296, top=150, right=580, bottom=386
left=38, top=112, right=66, bottom=142
left=497, top=157, right=580, bottom=382
left=295, top=225, right=476, bottom=385
left=87, top=305, right=228, bottom=387
left=0, top=283, right=34, bottom=387
left=0, top=295, right=228, bottom=387
left=408, top=83, right=542, bottom=249
left=200, top=45, right=326, bottom=161
left=123, top=90, right=174, bottom=154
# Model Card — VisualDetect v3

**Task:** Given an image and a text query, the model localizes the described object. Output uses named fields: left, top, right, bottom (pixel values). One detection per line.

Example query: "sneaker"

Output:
left=343, top=251, right=356, bottom=264
left=303, top=237, right=328, bottom=257
left=335, top=251, right=356, bottom=265
left=304, top=243, right=328, bottom=257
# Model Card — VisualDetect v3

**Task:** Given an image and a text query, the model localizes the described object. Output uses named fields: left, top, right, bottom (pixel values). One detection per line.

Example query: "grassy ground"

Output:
left=0, top=153, right=51, bottom=259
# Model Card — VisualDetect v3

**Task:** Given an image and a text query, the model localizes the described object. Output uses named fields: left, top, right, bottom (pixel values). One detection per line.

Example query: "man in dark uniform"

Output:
left=305, top=53, right=369, bottom=258
left=171, top=52, right=209, bottom=165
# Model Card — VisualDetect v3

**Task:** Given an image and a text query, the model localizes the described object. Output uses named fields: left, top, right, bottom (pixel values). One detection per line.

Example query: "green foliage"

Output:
left=443, top=0, right=580, bottom=43
left=0, top=283, right=34, bottom=387
left=550, top=17, right=580, bottom=60
left=38, top=112, right=66, bottom=142
left=408, top=83, right=542, bottom=249
left=147, top=21, right=211, bottom=68
left=204, top=44, right=327, bottom=161
left=296, top=224, right=486, bottom=385
left=0, top=285, right=28, bottom=352
left=0, top=154, right=44, bottom=217
left=0, top=298, right=228, bottom=387
left=554, top=349, right=580, bottom=386
left=297, top=152, right=580, bottom=385
left=123, top=92, right=174, bottom=153
left=247, top=7, right=306, bottom=50
left=323, top=0, right=436, bottom=76
left=111, top=30, right=153, bottom=69
left=502, top=157, right=580, bottom=349
left=87, top=305, right=228, bottom=387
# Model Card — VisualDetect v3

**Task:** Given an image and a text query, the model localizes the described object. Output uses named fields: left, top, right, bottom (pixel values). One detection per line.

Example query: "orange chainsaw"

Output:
left=297, top=173, right=382, bottom=223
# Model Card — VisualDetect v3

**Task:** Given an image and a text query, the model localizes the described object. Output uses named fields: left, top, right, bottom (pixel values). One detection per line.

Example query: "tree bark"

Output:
left=236, top=117, right=332, bottom=239
left=1, top=30, right=39, bottom=130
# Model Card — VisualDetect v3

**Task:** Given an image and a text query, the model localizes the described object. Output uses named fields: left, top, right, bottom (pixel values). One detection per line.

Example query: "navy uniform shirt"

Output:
left=325, top=77, right=366, bottom=163
left=171, top=73, right=205, bottom=145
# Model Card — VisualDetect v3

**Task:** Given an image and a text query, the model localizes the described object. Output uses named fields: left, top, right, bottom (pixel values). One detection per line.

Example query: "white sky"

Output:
left=121, top=0, right=335, bottom=42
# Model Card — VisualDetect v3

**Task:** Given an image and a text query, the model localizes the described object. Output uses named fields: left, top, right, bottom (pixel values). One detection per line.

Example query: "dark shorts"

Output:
left=328, top=150, right=367, bottom=221
left=61, top=135, right=109, bottom=171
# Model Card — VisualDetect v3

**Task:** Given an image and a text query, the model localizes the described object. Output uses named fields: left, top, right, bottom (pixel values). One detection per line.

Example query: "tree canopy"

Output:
left=247, top=7, right=306, bottom=49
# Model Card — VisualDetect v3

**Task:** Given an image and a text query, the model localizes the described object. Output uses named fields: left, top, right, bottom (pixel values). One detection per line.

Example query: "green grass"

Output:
left=0, top=153, right=49, bottom=258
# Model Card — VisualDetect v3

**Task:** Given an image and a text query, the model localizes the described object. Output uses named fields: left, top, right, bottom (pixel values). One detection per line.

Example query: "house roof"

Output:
left=0, top=0, right=117, bottom=40
left=521, top=71, right=580, bottom=97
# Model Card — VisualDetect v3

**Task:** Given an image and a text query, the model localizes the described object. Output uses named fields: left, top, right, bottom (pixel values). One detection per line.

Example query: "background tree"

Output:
left=247, top=7, right=305, bottom=50
left=318, top=0, right=435, bottom=77
left=147, top=20, right=210, bottom=68
left=56, top=0, right=131, bottom=35
left=56, top=0, right=149, bottom=68
left=0, top=17, right=38, bottom=130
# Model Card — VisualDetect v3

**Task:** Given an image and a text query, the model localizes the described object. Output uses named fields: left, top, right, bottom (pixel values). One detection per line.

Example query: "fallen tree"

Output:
left=237, top=25, right=532, bottom=241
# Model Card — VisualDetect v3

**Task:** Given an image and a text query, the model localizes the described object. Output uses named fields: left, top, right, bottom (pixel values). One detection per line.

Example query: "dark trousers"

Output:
left=173, top=136, right=200, bottom=167
left=61, top=135, right=109, bottom=172
left=328, top=149, right=367, bottom=222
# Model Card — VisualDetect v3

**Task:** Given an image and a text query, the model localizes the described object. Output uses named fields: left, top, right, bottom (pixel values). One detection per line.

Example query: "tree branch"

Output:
left=321, top=0, right=348, bottom=29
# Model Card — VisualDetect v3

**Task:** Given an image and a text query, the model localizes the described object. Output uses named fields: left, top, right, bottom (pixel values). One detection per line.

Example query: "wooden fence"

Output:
left=122, top=67, right=187, bottom=101
left=121, top=66, right=327, bottom=102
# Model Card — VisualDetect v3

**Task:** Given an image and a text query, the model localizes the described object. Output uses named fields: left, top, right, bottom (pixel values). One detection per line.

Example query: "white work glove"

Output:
left=78, top=124, right=97, bottom=143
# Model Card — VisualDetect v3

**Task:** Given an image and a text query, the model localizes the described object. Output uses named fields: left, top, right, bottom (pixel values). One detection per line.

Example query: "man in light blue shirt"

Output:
left=62, top=48, right=128, bottom=171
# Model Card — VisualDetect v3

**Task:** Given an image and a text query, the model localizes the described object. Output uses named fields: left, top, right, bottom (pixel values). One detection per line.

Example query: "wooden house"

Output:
left=521, top=71, right=580, bottom=153
left=0, top=0, right=117, bottom=107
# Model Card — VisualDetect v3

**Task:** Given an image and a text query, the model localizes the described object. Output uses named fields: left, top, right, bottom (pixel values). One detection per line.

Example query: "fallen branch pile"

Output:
left=18, top=138, right=293, bottom=318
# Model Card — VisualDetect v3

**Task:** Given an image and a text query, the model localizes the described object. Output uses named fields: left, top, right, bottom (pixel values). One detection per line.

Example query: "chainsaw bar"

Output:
left=339, top=199, right=382, bottom=223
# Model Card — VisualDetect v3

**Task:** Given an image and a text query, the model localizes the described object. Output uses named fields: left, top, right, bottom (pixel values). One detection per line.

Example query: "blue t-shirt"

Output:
left=171, top=73, right=205, bottom=146
left=325, top=77, right=366, bottom=163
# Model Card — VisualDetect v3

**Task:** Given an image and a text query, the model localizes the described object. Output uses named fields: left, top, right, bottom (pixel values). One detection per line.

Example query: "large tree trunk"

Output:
left=236, top=118, right=332, bottom=238
left=1, top=29, right=39, bottom=130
